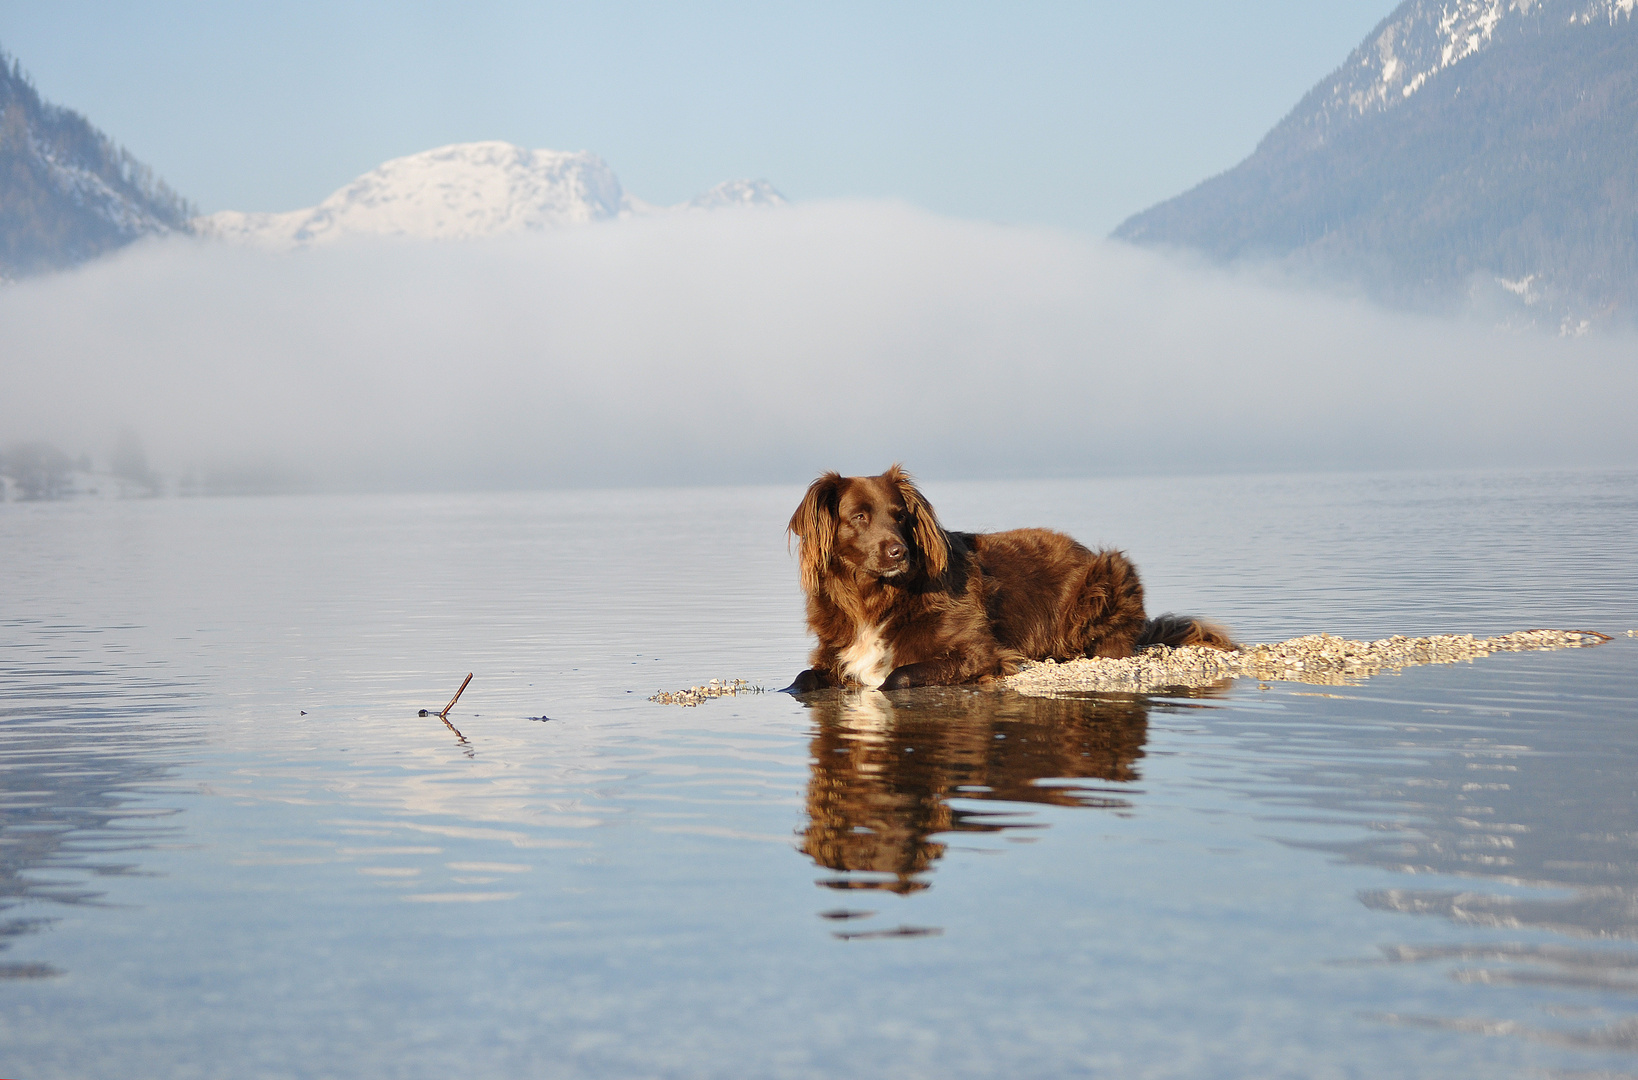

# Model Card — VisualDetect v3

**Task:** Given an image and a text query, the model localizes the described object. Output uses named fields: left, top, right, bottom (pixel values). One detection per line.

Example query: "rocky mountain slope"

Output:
left=1115, top=0, right=1638, bottom=330
left=0, top=49, right=193, bottom=277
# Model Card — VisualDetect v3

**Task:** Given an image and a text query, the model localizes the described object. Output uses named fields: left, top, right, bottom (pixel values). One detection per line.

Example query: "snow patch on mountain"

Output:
left=198, top=142, right=788, bottom=249
left=1295, top=0, right=1636, bottom=141
left=29, top=131, right=178, bottom=239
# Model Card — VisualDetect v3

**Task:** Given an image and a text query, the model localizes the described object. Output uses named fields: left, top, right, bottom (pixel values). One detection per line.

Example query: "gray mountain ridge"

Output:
left=1115, top=0, right=1638, bottom=332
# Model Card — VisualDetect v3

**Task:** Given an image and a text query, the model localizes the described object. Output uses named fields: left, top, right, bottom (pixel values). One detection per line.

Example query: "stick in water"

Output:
left=440, top=672, right=473, bottom=719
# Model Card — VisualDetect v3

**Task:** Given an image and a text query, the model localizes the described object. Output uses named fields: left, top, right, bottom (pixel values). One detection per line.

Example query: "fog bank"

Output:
left=3, top=201, right=1634, bottom=491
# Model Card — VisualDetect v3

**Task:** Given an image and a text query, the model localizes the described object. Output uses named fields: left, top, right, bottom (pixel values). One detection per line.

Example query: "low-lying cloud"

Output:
left=4, top=200, right=1634, bottom=491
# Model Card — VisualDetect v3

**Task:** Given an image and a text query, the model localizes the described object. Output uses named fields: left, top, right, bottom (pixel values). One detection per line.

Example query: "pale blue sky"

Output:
left=2, top=1, right=1391, bottom=232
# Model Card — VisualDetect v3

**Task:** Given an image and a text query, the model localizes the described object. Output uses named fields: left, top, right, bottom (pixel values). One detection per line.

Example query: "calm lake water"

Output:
left=3, top=468, right=1636, bottom=1079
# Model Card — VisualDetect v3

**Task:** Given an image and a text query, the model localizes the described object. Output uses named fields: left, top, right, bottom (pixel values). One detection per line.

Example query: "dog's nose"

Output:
left=886, top=542, right=906, bottom=560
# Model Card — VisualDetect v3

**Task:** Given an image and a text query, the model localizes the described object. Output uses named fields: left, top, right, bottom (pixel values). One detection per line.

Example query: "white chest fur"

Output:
left=839, top=624, right=895, bottom=689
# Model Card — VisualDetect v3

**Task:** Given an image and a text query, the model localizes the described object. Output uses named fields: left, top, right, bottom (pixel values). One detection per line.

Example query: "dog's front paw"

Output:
left=782, top=668, right=830, bottom=693
left=881, top=666, right=922, bottom=691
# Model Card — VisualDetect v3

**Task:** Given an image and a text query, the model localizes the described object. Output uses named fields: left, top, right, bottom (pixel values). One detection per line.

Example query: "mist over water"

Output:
left=4, top=201, right=1634, bottom=491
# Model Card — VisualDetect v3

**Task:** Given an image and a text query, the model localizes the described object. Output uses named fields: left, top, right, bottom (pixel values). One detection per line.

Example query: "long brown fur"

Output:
left=785, top=465, right=1235, bottom=692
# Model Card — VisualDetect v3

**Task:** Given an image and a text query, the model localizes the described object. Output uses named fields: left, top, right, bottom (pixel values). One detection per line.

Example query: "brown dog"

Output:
left=784, top=465, right=1235, bottom=692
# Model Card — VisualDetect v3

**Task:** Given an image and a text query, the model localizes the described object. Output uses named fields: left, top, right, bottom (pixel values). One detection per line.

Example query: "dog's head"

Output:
left=787, top=464, right=948, bottom=594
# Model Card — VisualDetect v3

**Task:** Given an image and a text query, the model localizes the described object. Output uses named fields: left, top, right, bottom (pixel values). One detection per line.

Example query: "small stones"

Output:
left=1003, top=628, right=1611, bottom=696
left=650, top=678, right=764, bottom=707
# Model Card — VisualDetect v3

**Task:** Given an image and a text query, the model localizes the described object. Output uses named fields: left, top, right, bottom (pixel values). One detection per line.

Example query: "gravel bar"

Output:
left=650, top=629, right=1618, bottom=704
left=1004, top=629, right=1615, bottom=695
left=649, top=678, right=765, bottom=707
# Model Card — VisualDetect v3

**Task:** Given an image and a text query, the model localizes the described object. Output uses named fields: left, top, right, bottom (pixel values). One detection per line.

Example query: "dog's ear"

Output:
left=788, top=472, right=842, bottom=595
left=885, top=464, right=947, bottom=581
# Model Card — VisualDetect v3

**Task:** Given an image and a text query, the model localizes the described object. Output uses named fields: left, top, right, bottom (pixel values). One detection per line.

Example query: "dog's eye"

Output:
left=851, top=512, right=867, bottom=524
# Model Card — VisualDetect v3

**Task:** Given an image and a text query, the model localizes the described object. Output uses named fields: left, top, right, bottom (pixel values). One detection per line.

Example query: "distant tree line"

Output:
left=1, top=430, right=157, bottom=499
left=0, top=441, right=79, bottom=499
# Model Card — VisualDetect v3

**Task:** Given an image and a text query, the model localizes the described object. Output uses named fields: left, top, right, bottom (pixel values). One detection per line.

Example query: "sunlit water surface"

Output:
left=3, top=468, right=1636, bottom=1079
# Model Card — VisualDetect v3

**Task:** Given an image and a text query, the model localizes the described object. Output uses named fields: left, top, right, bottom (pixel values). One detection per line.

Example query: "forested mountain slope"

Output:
left=1, top=48, right=193, bottom=277
left=1115, top=1, right=1638, bottom=330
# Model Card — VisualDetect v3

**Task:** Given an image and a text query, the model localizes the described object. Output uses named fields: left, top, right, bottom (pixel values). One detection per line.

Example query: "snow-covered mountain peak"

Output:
left=199, top=142, right=627, bottom=248
left=686, top=179, right=789, bottom=210
left=196, top=142, right=788, bottom=249
left=316, top=142, right=626, bottom=234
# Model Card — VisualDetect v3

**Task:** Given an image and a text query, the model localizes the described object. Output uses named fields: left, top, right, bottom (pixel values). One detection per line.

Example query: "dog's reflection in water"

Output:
left=794, top=685, right=1226, bottom=898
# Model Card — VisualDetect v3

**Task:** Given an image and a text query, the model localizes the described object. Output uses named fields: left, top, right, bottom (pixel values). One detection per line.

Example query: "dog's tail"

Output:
left=1136, top=614, right=1239, bottom=652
